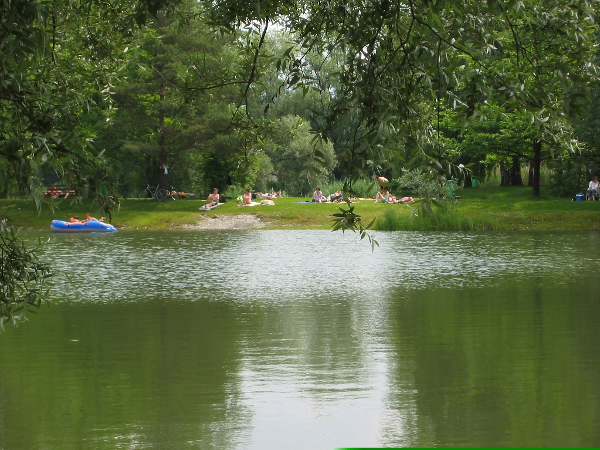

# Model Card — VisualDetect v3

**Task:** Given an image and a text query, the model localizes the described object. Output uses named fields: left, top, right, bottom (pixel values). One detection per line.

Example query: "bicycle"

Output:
left=138, top=184, right=167, bottom=201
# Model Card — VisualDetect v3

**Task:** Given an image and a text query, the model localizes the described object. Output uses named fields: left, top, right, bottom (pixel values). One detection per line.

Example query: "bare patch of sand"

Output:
left=185, top=214, right=268, bottom=230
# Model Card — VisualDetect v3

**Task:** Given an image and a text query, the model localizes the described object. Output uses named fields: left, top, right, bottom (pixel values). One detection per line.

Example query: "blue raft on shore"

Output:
left=50, top=220, right=117, bottom=233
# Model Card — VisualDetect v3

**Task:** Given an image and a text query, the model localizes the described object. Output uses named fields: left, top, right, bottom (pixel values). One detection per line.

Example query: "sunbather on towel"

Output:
left=386, top=195, right=414, bottom=204
left=208, top=188, right=220, bottom=204
left=312, top=187, right=326, bottom=203
left=238, top=189, right=253, bottom=206
left=200, top=188, right=220, bottom=209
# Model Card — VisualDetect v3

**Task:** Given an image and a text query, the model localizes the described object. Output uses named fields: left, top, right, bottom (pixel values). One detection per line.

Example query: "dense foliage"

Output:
left=0, top=0, right=179, bottom=324
left=0, top=223, right=52, bottom=328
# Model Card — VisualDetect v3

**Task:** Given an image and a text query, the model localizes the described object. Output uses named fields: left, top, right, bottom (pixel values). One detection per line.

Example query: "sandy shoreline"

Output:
left=184, top=214, right=268, bottom=230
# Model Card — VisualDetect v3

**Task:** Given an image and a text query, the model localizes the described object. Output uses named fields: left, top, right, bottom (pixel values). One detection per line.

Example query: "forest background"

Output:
left=3, top=0, right=600, bottom=323
left=3, top=0, right=600, bottom=204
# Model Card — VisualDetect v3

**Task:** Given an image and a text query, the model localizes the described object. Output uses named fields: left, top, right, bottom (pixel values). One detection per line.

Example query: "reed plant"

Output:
left=374, top=201, right=500, bottom=231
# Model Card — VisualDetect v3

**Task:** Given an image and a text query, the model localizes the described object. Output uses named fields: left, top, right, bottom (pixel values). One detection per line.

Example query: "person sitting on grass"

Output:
left=382, top=190, right=415, bottom=204
left=238, top=188, right=253, bottom=206
left=375, top=186, right=386, bottom=203
left=312, top=187, right=326, bottom=203
left=384, top=188, right=395, bottom=203
left=207, top=188, right=220, bottom=207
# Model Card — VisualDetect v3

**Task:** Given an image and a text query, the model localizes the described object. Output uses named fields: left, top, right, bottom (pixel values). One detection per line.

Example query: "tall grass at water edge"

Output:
left=374, top=202, right=500, bottom=231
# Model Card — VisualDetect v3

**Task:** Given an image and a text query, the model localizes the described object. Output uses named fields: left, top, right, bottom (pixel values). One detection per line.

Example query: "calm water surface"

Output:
left=1, top=230, right=600, bottom=449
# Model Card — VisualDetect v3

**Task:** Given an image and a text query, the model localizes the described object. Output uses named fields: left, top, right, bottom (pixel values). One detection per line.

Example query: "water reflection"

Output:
left=41, top=231, right=392, bottom=303
left=39, top=230, right=600, bottom=302
left=382, top=278, right=600, bottom=447
left=0, top=230, right=598, bottom=449
left=0, top=300, right=251, bottom=449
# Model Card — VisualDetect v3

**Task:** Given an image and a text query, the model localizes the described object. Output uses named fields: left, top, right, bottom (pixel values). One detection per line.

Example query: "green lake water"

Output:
left=1, top=230, right=600, bottom=449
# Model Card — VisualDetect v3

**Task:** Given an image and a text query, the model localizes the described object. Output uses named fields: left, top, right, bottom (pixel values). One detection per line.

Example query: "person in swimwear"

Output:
left=85, top=213, right=105, bottom=222
left=207, top=188, right=220, bottom=204
left=238, top=188, right=252, bottom=206
left=312, top=187, right=325, bottom=203
left=375, top=186, right=386, bottom=203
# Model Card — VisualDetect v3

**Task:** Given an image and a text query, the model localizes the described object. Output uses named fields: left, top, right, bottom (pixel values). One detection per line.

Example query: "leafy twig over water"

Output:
left=331, top=199, right=379, bottom=252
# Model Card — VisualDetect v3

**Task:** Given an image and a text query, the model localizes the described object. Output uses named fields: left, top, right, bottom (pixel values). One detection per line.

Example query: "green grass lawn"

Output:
left=2, top=185, right=599, bottom=231
left=454, top=186, right=600, bottom=231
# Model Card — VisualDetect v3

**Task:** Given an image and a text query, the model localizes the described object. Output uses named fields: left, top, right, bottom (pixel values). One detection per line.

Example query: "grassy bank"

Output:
left=2, top=186, right=599, bottom=231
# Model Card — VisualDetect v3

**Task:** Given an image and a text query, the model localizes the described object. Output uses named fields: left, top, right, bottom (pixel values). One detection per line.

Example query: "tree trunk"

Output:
left=158, top=149, right=168, bottom=189
left=527, top=161, right=534, bottom=186
left=158, top=82, right=168, bottom=189
left=531, top=140, right=542, bottom=197
left=463, top=173, right=472, bottom=189
left=508, top=156, right=523, bottom=186
left=499, top=162, right=509, bottom=186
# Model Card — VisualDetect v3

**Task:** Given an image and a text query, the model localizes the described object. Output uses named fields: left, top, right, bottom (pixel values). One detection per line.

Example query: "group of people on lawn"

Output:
left=374, top=186, right=414, bottom=204
left=205, top=188, right=282, bottom=208
left=205, top=177, right=415, bottom=209
left=312, top=188, right=344, bottom=203
left=312, top=176, right=414, bottom=204
left=206, top=174, right=600, bottom=208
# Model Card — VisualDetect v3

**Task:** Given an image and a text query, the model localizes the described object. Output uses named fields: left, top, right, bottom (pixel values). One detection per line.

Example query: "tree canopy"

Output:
left=206, top=0, right=599, bottom=240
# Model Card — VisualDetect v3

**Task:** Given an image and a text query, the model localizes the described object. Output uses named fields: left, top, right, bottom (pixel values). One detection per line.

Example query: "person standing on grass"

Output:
left=588, top=177, right=600, bottom=200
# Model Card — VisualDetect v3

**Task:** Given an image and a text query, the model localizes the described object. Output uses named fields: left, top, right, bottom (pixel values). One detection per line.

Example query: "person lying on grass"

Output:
left=255, top=191, right=282, bottom=199
left=386, top=194, right=414, bottom=204
left=330, top=190, right=343, bottom=202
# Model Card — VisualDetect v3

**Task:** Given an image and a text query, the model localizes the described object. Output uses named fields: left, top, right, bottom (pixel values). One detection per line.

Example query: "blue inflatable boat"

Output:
left=50, top=220, right=117, bottom=233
